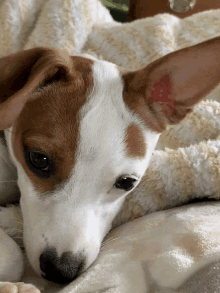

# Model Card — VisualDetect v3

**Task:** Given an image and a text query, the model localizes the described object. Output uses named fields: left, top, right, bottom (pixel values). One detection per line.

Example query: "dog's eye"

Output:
left=24, top=147, right=55, bottom=179
left=114, top=176, right=137, bottom=191
left=29, top=152, right=49, bottom=171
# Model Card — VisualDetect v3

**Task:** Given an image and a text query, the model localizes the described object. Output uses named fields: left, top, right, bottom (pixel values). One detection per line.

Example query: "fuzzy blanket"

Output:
left=1, top=0, right=220, bottom=292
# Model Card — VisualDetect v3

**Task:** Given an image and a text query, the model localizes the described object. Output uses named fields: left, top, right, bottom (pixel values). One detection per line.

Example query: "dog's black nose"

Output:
left=40, top=248, right=84, bottom=284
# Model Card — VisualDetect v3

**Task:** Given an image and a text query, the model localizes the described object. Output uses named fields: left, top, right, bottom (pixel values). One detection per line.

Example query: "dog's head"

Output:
left=1, top=38, right=220, bottom=284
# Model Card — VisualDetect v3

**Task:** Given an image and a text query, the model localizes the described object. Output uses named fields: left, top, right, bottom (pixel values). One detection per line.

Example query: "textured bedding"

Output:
left=1, top=0, right=220, bottom=292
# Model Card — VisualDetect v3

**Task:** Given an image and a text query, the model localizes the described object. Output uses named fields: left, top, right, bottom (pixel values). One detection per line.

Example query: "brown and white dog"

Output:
left=0, top=36, right=220, bottom=292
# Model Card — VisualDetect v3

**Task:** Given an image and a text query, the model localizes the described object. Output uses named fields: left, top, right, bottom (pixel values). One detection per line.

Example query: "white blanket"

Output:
left=1, top=0, right=220, bottom=292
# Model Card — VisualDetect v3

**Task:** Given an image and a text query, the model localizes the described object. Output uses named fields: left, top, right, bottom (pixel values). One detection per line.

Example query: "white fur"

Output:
left=2, top=58, right=160, bottom=281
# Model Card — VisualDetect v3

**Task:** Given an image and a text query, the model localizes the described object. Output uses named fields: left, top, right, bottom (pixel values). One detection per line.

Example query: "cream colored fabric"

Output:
left=1, top=0, right=220, bottom=292
left=2, top=202, right=220, bottom=292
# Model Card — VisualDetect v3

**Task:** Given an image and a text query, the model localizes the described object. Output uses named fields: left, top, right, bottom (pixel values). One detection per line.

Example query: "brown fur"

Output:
left=0, top=48, right=94, bottom=193
left=125, top=124, right=146, bottom=158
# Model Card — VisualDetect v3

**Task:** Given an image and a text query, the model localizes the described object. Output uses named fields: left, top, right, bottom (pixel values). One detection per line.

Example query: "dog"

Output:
left=0, top=36, right=220, bottom=292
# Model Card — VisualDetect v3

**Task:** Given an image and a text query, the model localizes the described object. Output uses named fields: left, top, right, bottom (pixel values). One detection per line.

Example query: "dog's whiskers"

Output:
left=101, top=236, right=119, bottom=246
left=99, top=248, right=114, bottom=255
left=3, top=215, right=25, bottom=229
left=100, top=236, right=120, bottom=251
left=101, top=237, right=113, bottom=248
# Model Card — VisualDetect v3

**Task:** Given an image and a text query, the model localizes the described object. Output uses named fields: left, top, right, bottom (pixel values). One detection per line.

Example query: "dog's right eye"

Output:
left=29, top=152, right=49, bottom=171
left=24, top=147, right=55, bottom=178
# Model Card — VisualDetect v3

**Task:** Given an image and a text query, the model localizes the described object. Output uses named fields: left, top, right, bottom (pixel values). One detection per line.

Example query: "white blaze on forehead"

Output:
left=71, top=59, right=160, bottom=197
left=78, top=61, right=133, bottom=169
left=79, top=60, right=128, bottom=158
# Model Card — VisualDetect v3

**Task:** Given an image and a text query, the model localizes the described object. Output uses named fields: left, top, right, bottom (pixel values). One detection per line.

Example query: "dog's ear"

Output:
left=123, top=36, right=220, bottom=132
left=0, top=47, right=72, bottom=130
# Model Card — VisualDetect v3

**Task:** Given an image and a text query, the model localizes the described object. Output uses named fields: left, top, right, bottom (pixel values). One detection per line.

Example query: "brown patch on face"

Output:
left=12, top=56, right=94, bottom=194
left=125, top=123, right=146, bottom=158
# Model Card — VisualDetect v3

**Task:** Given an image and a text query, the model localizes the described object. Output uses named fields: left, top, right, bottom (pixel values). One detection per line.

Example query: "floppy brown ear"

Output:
left=0, top=47, right=72, bottom=130
left=123, top=36, right=220, bottom=132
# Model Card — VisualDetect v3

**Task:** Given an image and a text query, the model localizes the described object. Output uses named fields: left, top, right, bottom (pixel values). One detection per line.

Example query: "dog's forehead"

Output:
left=77, top=60, right=146, bottom=161
left=11, top=57, right=147, bottom=193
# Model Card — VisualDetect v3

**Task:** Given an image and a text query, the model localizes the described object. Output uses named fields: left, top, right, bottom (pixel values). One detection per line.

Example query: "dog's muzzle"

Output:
left=40, top=248, right=85, bottom=284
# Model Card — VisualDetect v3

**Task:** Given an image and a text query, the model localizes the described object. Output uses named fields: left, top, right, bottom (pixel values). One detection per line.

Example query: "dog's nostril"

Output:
left=39, top=248, right=84, bottom=284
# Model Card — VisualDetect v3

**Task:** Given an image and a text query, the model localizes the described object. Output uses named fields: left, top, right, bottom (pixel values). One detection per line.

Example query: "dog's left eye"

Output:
left=114, top=176, right=137, bottom=191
